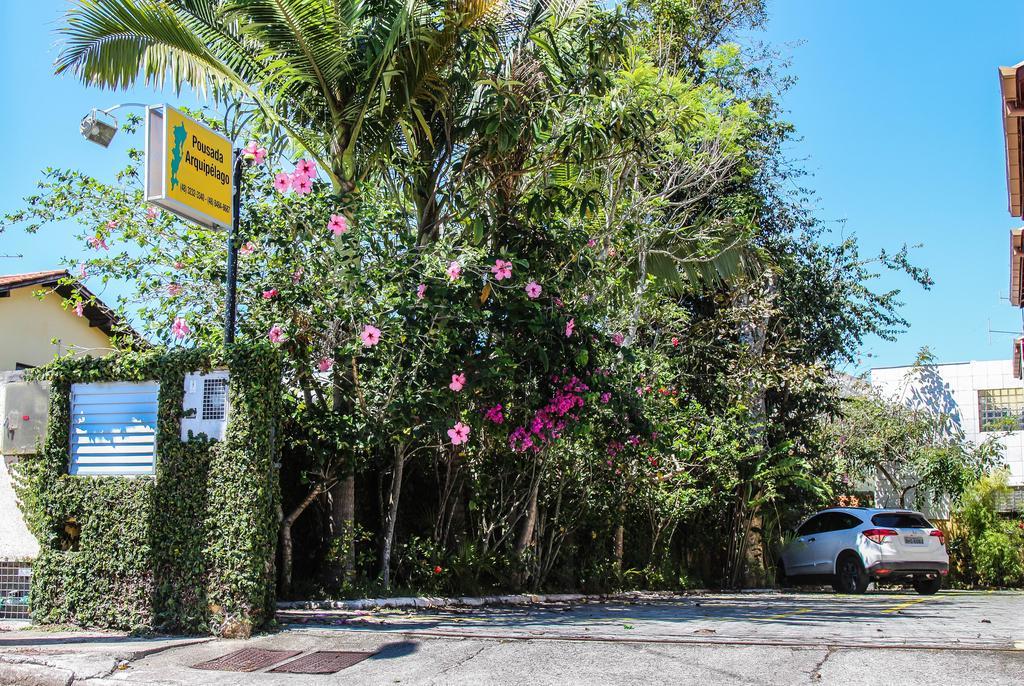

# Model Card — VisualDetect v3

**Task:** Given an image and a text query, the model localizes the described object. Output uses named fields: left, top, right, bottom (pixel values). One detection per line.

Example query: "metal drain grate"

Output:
left=270, top=651, right=375, bottom=674
left=192, top=648, right=301, bottom=672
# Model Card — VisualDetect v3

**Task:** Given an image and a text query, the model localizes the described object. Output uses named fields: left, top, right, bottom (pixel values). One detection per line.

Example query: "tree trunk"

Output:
left=329, top=475, right=356, bottom=583
left=614, top=500, right=626, bottom=575
left=280, top=484, right=323, bottom=596
left=515, top=474, right=542, bottom=558
left=379, top=446, right=406, bottom=589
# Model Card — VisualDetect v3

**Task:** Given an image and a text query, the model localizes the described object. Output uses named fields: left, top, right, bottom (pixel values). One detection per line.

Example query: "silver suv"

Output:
left=778, top=507, right=949, bottom=594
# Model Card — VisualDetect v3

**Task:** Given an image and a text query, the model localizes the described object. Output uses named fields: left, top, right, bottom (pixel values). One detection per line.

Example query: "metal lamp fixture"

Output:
left=79, top=103, right=148, bottom=147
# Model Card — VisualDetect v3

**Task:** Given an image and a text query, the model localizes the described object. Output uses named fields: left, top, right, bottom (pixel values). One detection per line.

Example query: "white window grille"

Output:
left=70, top=381, right=159, bottom=476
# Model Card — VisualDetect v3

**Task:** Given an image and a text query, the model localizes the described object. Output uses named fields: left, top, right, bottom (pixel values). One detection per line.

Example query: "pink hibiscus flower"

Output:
left=167, top=283, right=182, bottom=296
left=171, top=317, right=190, bottom=339
left=268, top=324, right=286, bottom=344
left=565, top=318, right=575, bottom=338
left=77, top=264, right=88, bottom=279
left=146, top=207, right=159, bottom=221
left=318, top=357, right=334, bottom=373
left=490, top=259, right=512, bottom=281
left=587, top=238, right=597, bottom=247
left=243, top=141, right=266, bottom=165
left=360, top=324, right=381, bottom=347
left=292, top=268, right=304, bottom=283
left=173, top=261, right=185, bottom=270
left=295, top=159, right=317, bottom=178
left=449, top=373, right=466, bottom=392
left=291, top=173, right=313, bottom=195
left=262, top=288, right=279, bottom=299
left=611, top=332, right=625, bottom=347
left=106, top=220, right=118, bottom=230
left=87, top=235, right=108, bottom=250
left=525, top=280, right=542, bottom=299
left=74, top=302, right=85, bottom=317
left=416, top=283, right=427, bottom=300
left=273, top=172, right=291, bottom=193
left=240, top=241, right=256, bottom=255
left=446, top=261, right=462, bottom=281
left=327, top=214, right=348, bottom=236
left=447, top=421, right=471, bottom=446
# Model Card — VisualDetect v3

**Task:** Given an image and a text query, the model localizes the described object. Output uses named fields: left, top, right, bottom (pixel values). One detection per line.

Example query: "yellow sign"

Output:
left=145, top=105, right=234, bottom=229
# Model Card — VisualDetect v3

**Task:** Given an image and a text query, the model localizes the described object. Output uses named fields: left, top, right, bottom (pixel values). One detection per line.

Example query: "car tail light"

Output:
left=930, top=529, right=945, bottom=546
left=861, top=528, right=898, bottom=544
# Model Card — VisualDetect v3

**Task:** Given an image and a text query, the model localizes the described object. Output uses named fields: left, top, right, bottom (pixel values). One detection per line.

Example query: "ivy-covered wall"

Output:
left=14, top=346, right=281, bottom=636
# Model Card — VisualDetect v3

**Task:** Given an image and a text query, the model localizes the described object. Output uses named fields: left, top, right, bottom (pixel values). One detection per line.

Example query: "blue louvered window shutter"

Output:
left=70, top=381, right=159, bottom=476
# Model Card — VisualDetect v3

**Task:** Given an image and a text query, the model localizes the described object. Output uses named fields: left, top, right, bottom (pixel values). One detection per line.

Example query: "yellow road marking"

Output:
left=881, top=598, right=930, bottom=614
left=756, top=608, right=812, bottom=621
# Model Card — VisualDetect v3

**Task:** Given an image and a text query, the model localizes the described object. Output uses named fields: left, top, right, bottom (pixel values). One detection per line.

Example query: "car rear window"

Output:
left=871, top=512, right=931, bottom=528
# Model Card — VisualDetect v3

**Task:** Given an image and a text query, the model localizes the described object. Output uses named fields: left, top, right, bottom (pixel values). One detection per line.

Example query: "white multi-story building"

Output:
left=871, top=359, right=1024, bottom=509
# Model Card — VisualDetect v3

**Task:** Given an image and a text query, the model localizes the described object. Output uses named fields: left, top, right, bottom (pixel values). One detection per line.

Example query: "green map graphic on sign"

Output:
left=170, top=123, right=187, bottom=190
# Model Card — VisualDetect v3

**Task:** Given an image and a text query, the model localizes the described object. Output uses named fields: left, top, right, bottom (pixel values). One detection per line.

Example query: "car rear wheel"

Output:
left=776, top=559, right=790, bottom=588
left=832, top=552, right=869, bottom=594
left=912, top=575, right=942, bottom=595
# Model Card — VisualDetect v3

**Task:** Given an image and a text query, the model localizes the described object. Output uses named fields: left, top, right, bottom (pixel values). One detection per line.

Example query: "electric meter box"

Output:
left=180, top=371, right=229, bottom=441
left=1, top=381, right=51, bottom=455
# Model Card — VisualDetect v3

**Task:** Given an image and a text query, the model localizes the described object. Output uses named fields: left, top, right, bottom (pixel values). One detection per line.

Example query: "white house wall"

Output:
left=871, top=360, right=1024, bottom=487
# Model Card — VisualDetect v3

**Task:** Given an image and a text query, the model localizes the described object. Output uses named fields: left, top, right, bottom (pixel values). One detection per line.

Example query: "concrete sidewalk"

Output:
left=1, top=591, right=1021, bottom=684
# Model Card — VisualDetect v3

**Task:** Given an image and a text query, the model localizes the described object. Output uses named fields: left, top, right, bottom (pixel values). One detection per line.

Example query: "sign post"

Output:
left=145, top=105, right=240, bottom=341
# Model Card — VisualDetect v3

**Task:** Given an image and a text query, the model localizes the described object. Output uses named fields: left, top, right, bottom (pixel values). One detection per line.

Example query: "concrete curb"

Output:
left=276, top=589, right=720, bottom=611
left=0, top=658, right=74, bottom=686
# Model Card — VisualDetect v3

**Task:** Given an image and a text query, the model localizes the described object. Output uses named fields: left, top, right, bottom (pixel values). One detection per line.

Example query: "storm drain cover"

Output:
left=270, top=651, right=375, bottom=674
left=192, top=648, right=301, bottom=672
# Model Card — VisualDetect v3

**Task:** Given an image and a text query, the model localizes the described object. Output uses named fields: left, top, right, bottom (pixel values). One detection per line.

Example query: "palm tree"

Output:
left=56, top=0, right=502, bottom=195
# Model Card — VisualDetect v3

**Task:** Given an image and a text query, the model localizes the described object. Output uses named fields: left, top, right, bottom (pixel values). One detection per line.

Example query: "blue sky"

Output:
left=1, top=1, right=1023, bottom=372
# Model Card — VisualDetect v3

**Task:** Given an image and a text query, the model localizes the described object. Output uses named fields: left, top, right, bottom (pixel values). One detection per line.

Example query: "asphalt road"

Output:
left=1, top=590, right=1021, bottom=685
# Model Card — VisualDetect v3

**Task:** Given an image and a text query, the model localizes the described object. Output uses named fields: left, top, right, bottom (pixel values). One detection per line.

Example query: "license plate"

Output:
left=904, top=536, right=924, bottom=545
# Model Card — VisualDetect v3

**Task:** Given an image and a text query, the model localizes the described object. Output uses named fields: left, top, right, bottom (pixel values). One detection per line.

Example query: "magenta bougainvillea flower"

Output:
left=167, top=283, right=182, bottom=296
left=295, top=159, right=317, bottom=178
left=291, top=173, right=313, bottom=195
left=449, top=373, right=466, bottom=392
left=446, top=261, right=462, bottom=281
left=484, top=404, right=504, bottom=424
left=328, top=213, right=348, bottom=236
left=672, top=336, right=680, bottom=347
left=318, top=357, right=334, bottom=372
left=611, top=332, right=624, bottom=347
left=273, top=172, right=291, bottom=193
left=268, top=324, right=286, bottom=343
left=525, top=281, right=542, bottom=299
left=447, top=421, right=471, bottom=445
left=508, top=376, right=589, bottom=453
left=491, top=259, right=513, bottom=281
left=565, top=318, right=575, bottom=338
left=171, top=317, right=190, bottom=339
left=416, top=283, right=427, bottom=300
left=240, top=241, right=256, bottom=255
left=74, top=302, right=85, bottom=317
left=360, top=324, right=381, bottom=347
left=262, top=288, right=279, bottom=299
left=600, top=392, right=611, bottom=404
left=243, top=141, right=266, bottom=165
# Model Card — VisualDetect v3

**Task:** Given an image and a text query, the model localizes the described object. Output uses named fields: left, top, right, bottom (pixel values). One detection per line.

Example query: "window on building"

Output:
left=70, top=381, right=159, bottom=476
left=978, top=388, right=1024, bottom=432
